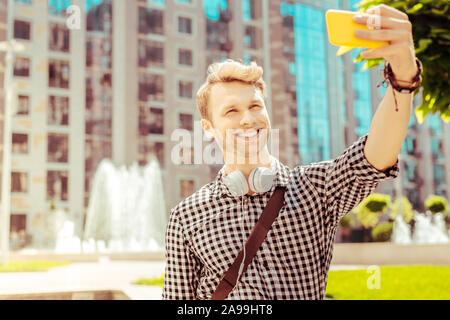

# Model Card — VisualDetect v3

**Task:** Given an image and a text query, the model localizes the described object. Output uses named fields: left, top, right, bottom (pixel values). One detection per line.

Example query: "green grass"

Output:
left=132, top=274, right=165, bottom=287
left=135, top=266, right=450, bottom=300
left=0, top=261, right=71, bottom=272
left=325, top=265, right=450, bottom=300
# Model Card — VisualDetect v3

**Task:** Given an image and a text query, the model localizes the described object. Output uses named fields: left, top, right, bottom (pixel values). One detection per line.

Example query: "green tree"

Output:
left=371, top=221, right=394, bottom=241
left=353, top=193, right=391, bottom=228
left=340, top=0, right=449, bottom=123
left=339, top=213, right=356, bottom=229
left=425, top=194, right=449, bottom=214
left=389, top=196, right=414, bottom=223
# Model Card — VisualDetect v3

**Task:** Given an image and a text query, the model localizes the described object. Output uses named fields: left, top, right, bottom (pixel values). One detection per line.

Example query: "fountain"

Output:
left=391, top=214, right=412, bottom=245
left=392, top=211, right=450, bottom=245
left=51, top=158, right=167, bottom=253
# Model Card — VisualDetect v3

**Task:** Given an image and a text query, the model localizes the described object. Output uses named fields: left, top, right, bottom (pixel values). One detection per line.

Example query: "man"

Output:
left=163, top=4, right=420, bottom=299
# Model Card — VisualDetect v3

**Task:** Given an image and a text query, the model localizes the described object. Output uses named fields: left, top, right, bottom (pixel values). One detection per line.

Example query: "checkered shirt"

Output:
left=163, top=134, right=399, bottom=300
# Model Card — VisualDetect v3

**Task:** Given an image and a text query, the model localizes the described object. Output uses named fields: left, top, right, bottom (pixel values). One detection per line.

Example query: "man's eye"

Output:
left=226, top=109, right=236, bottom=114
left=251, top=104, right=261, bottom=109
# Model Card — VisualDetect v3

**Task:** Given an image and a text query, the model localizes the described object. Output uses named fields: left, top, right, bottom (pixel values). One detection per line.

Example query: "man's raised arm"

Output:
left=352, top=4, right=421, bottom=171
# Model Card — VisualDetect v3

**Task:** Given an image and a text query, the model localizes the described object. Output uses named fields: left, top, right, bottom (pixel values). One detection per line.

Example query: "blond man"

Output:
left=163, top=4, right=420, bottom=300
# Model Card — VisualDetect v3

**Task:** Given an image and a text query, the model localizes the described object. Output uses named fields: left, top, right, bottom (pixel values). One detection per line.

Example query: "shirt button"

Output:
left=262, top=260, right=270, bottom=270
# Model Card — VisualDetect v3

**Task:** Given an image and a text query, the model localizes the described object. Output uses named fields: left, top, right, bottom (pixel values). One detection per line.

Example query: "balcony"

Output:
left=219, top=39, right=233, bottom=52
left=219, top=9, right=233, bottom=23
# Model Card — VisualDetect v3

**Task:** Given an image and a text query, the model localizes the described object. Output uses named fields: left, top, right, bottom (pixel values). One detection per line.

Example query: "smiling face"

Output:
left=201, top=81, right=271, bottom=164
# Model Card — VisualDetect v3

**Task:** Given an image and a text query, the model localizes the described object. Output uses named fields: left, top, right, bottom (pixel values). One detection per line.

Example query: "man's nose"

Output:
left=240, top=110, right=257, bottom=127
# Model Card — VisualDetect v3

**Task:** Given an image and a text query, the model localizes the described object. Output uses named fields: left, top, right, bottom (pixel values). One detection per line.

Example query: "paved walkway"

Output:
left=0, top=261, right=366, bottom=300
left=0, top=259, right=166, bottom=300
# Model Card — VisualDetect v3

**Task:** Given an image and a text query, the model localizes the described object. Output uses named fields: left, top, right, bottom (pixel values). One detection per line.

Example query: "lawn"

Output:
left=132, top=274, right=165, bottom=287
left=0, top=261, right=71, bottom=272
left=325, top=265, right=450, bottom=300
left=133, top=265, right=450, bottom=300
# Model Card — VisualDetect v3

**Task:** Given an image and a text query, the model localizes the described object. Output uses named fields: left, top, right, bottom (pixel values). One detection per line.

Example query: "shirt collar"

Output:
left=211, top=156, right=290, bottom=199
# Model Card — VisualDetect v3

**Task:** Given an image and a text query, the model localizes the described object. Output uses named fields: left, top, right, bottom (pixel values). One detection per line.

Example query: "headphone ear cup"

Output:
left=249, top=167, right=275, bottom=193
left=223, top=171, right=248, bottom=197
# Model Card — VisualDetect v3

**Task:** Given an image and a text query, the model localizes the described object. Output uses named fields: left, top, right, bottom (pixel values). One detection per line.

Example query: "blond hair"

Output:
left=196, top=59, right=266, bottom=121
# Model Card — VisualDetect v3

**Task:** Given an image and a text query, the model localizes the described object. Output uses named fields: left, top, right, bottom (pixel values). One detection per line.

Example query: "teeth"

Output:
left=237, top=130, right=258, bottom=138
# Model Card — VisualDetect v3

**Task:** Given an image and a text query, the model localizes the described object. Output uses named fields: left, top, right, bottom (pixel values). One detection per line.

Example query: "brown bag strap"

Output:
left=211, top=186, right=286, bottom=300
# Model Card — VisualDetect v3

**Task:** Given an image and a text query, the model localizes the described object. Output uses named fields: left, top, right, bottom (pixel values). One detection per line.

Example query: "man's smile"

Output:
left=233, top=128, right=262, bottom=141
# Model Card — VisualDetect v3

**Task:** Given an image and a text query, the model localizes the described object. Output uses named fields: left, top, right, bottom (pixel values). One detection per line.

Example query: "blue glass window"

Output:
left=15, top=0, right=32, bottom=4
left=49, top=0, right=71, bottom=15
left=291, top=4, right=330, bottom=164
left=203, top=0, right=227, bottom=21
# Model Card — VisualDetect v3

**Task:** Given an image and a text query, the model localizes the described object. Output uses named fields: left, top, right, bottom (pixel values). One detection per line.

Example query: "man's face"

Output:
left=201, top=81, right=271, bottom=163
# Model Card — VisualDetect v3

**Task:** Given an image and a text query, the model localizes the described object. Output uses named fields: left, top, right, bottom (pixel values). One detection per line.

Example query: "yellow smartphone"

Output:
left=325, top=9, right=389, bottom=49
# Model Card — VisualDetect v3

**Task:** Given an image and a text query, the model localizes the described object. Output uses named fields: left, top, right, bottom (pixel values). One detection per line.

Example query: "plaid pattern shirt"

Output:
left=163, top=134, right=399, bottom=300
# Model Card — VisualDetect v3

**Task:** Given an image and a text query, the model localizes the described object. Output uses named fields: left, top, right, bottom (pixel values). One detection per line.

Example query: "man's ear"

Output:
left=201, top=118, right=214, bottom=139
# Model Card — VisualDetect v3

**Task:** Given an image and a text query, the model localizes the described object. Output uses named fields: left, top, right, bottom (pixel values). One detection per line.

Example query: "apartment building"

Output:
left=267, top=0, right=449, bottom=212
left=0, top=0, right=448, bottom=250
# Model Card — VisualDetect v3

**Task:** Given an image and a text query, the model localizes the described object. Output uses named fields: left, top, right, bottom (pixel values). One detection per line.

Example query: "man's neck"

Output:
left=224, top=149, right=272, bottom=194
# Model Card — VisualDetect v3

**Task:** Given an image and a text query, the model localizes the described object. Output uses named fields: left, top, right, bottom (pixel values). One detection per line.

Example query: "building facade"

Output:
left=0, top=0, right=448, bottom=249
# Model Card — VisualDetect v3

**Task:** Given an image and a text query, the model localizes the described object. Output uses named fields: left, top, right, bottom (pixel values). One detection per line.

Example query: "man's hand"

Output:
left=352, top=4, right=417, bottom=83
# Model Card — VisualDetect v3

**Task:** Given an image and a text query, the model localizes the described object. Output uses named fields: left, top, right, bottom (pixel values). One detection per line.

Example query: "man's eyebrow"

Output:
left=220, top=99, right=262, bottom=111
left=220, top=104, right=236, bottom=112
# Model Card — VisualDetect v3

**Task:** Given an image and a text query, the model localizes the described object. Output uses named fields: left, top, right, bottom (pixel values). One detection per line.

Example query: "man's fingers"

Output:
left=366, top=4, right=409, bottom=21
left=354, top=29, right=410, bottom=42
left=353, top=14, right=412, bottom=32
left=361, top=41, right=410, bottom=59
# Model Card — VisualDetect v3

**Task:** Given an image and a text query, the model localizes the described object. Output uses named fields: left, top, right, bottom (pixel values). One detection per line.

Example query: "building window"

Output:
left=403, top=135, right=416, bottom=156
left=12, top=133, right=28, bottom=154
left=9, top=213, right=29, bottom=250
left=431, top=137, right=443, bottom=160
left=178, top=16, right=192, bottom=34
left=139, top=106, right=164, bottom=135
left=11, top=172, right=28, bottom=193
left=86, top=1, right=112, bottom=32
left=10, top=213, right=26, bottom=234
left=244, top=25, right=259, bottom=49
left=178, top=80, right=193, bottom=99
left=13, top=20, right=31, bottom=40
left=13, top=57, right=30, bottom=77
left=178, top=48, right=192, bottom=66
left=138, top=141, right=164, bottom=167
left=16, top=95, right=30, bottom=115
left=48, top=96, right=69, bottom=126
left=180, top=179, right=195, bottom=198
left=49, top=23, right=70, bottom=52
left=48, top=0, right=71, bottom=16
left=405, top=188, right=420, bottom=210
left=138, top=73, right=164, bottom=101
left=138, top=7, right=164, bottom=35
left=14, top=0, right=32, bottom=4
left=47, top=170, right=68, bottom=201
left=49, top=59, right=70, bottom=89
left=48, top=133, right=69, bottom=163
left=179, top=113, right=193, bottom=131
left=403, top=160, right=418, bottom=184
left=138, top=40, right=164, bottom=68
left=433, top=164, right=445, bottom=187
left=242, top=0, right=259, bottom=20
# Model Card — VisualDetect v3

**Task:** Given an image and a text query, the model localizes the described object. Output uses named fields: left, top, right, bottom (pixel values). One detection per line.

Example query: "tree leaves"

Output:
left=353, top=0, right=449, bottom=123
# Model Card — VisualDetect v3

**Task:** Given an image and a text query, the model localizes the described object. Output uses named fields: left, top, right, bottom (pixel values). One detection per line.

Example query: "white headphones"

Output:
left=223, top=166, right=276, bottom=197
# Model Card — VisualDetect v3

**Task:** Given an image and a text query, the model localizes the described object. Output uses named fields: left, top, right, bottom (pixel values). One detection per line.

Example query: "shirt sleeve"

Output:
left=302, top=133, right=399, bottom=227
left=162, top=209, right=201, bottom=300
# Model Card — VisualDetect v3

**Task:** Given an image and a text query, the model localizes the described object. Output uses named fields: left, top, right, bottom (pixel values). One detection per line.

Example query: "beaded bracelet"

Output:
left=376, top=57, right=423, bottom=112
